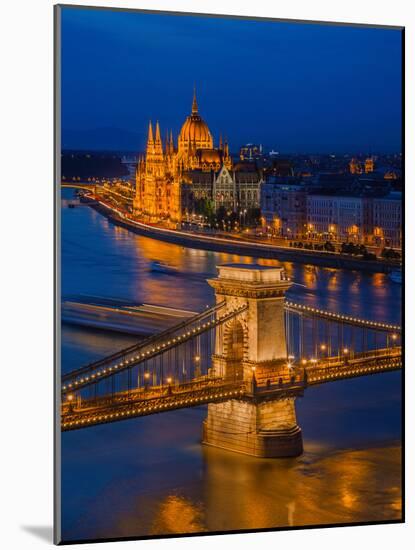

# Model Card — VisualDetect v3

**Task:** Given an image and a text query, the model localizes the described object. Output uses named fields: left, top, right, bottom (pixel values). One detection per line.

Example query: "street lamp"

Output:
left=194, top=355, right=201, bottom=378
left=67, top=393, right=74, bottom=412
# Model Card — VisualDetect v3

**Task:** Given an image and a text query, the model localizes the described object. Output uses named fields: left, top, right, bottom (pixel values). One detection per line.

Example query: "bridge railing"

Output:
left=61, top=375, right=230, bottom=413
left=302, top=346, right=401, bottom=368
left=307, top=353, right=402, bottom=385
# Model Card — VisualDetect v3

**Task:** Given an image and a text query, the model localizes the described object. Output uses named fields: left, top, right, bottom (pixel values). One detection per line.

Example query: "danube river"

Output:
left=61, top=190, right=402, bottom=542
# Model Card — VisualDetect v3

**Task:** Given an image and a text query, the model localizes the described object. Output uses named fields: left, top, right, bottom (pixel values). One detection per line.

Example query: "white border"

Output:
left=1, top=1, right=412, bottom=548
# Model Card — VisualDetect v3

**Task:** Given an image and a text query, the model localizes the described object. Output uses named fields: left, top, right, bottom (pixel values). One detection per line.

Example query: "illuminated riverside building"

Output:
left=365, top=157, right=375, bottom=173
left=349, top=158, right=363, bottom=175
left=372, top=192, right=402, bottom=248
left=261, top=183, right=307, bottom=238
left=213, top=163, right=262, bottom=211
left=306, top=193, right=401, bottom=247
left=239, top=143, right=263, bottom=161
left=260, top=181, right=401, bottom=248
left=306, top=195, right=371, bottom=243
left=134, top=90, right=264, bottom=224
left=349, top=157, right=375, bottom=175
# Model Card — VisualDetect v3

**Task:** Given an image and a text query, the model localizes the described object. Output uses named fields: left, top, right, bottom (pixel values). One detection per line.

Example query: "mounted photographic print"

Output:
left=54, top=4, right=404, bottom=544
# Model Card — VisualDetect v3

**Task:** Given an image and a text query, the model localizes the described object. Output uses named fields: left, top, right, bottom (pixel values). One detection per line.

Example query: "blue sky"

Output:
left=60, top=7, right=402, bottom=153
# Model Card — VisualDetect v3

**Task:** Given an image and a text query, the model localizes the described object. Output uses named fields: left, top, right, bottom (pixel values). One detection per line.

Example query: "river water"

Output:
left=60, top=190, right=402, bottom=542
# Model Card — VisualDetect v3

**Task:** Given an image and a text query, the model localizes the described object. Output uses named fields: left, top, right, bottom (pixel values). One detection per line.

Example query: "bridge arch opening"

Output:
left=223, top=319, right=245, bottom=381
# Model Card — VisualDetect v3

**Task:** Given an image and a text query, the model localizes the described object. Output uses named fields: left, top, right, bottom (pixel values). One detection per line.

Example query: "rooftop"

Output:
left=216, top=263, right=290, bottom=285
left=219, top=263, right=283, bottom=271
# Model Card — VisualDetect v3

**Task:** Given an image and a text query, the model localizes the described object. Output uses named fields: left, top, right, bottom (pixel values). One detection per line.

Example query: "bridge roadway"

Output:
left=61, top=347, right=401, bottom=431
left=306, top=346, right=401, bottom=384
left=61, top=378, right=248, bottom=432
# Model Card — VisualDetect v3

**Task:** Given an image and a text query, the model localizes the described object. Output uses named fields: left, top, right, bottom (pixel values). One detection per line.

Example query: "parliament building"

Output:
left=133, top=90, right=262, bottom=224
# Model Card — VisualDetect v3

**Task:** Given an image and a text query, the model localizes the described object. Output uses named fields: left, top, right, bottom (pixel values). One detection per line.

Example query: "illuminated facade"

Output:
left=239, top=143, right=263, bottom=161
left=134, top=90, right=232, bottom=224
left=349, top=157, right=375, bottom=175
left=365, top=157, right=374, bottom=173
left=213, top=164, right=262, bottom=211
left=261, top=182, right=401, bottom=248
left=349, top=158, right=362, bottom=174
left=306, top=195, right=372, bottom=243
left=261, top=183, right=307, bottom=238
left=372, top=192, right=402, bottom=248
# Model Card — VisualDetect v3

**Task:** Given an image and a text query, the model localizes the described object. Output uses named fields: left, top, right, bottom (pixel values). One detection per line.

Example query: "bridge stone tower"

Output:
left=203, top=264, right=303, bottom=458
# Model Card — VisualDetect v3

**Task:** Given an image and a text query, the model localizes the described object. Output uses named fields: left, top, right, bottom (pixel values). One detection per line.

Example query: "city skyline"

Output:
left=61, top=7, right=402, bottom=154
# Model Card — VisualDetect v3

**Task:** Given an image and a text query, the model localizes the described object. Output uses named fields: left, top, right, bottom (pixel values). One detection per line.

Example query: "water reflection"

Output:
left=201, top=445, right=401, bottom=531
left=61, top=413, right=401, bottom=542
left=150, top=495, right=204, bottom=535
left=61, top=194, right=401, bottom=323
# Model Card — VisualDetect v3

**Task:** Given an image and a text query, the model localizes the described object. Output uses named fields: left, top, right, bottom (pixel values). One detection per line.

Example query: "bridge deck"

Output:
left=61, top=379, right=246, bottom=431
left=61, top=348, right=401, bottom=431
left=306, top=348, right=401, bottom=385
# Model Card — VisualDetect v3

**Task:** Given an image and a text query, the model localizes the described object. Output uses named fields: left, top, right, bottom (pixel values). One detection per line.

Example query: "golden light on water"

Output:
left=150, top=495, right=204, bottom=535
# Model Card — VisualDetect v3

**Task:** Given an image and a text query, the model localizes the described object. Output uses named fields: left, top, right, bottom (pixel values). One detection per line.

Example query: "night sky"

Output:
left=60, top=6, right=402, bottom=154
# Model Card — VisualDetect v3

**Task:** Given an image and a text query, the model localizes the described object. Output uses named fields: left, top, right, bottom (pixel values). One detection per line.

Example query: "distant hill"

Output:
left=62, top=127, right=145, bottom=152
left=61, top=151, right=129, bottom=179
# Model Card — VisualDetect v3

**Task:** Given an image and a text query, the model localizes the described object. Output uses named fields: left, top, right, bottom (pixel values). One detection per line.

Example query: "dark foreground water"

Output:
left=60, top=191, right=402, bottom=542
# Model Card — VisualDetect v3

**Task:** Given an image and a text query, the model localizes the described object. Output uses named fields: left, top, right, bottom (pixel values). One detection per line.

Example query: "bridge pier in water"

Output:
left=203, top=264, right=303, bottom=458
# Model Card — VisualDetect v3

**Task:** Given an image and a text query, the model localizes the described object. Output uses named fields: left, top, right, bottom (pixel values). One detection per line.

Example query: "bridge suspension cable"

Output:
left=284, top=301, right=401, bottom=333
left=284, top=300, right=401, bottom=368
left=61, top=303, right=247, bottom=395
left=62, top=300, right=226, bottom=384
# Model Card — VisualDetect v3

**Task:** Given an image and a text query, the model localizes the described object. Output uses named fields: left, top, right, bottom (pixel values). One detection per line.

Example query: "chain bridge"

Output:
left=61, top=264, right=401, bottom=458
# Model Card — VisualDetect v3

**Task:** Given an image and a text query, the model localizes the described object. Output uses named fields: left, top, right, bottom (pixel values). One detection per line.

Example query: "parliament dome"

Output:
left=178, top=90, right=213, bottom=152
